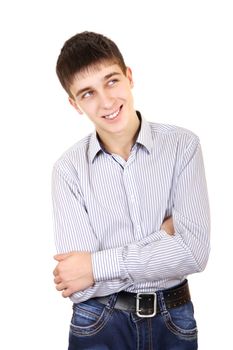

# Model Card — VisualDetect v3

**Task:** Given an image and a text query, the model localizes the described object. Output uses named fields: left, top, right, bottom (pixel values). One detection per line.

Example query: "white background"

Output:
left=0, top=1, right=232, bottom=349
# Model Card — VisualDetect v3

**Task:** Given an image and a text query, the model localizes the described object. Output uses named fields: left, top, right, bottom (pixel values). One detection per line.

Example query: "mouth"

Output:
left=102, top=105, right=123, bottom=120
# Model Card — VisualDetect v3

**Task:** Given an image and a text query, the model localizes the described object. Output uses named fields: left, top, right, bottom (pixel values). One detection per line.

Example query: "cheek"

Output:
left=80, top=100, right=96, bottom=114
left=116, top=86, right=132, bottom=100
left=124, top=89, right=134, bottom=104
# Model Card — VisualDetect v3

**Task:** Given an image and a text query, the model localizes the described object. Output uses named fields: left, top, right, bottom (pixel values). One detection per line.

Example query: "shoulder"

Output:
left=149, top=121, right=197, bottom=138
left=53, top=133, right=92, bottom=177
left=148, top=121, right=200, bottom=146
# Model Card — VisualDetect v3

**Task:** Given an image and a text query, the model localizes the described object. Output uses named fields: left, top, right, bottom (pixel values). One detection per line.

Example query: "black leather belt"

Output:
left=94, top=279, right=190, bottom=318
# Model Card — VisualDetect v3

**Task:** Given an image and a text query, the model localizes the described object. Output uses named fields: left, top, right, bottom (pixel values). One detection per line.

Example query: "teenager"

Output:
left=52, top=31, right=210, bottom=349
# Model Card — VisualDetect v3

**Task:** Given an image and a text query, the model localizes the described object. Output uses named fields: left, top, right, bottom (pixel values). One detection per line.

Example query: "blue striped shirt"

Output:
left=52, top=115, right=210, bottom=303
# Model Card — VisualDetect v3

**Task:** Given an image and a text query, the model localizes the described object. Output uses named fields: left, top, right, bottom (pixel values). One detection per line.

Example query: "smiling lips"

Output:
left=103, top=106, right=122, bottom=120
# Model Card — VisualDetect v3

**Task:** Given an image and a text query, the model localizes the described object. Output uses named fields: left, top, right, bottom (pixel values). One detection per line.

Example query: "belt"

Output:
left=94, top=279, right=190, bottom=318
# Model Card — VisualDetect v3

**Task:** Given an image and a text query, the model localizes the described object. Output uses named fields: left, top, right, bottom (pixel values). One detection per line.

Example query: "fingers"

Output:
left=53, top=253, right=69, bottom=276
left=54, top=279, right=69, bottom=297
left=161, top=216, right=175, bottom=235
left=56, top=282, right=65, bottom=292
left=55, top=281, right=73, bottom=298
left=54, top=275, right=62, bottom=284
left=62, top=288, right=72, bottom=298
left=53, top=253, right=72, bottom=297
left=53, top=270, right=73, bottom=297
left=162, top=216, right=172, bottom=224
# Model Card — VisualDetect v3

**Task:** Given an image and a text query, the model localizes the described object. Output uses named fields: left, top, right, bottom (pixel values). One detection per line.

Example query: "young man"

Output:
left=52, top=31, right=210, bottom=350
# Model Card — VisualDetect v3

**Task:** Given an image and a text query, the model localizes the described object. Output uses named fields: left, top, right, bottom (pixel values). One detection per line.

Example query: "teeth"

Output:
left=104, top=108, right=120, bottom=120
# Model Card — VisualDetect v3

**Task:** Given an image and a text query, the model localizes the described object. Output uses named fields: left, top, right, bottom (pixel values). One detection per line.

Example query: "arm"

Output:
left=53, top=216, right=175, bottom=298
left=52, top=162, right=134, bottom=299
left=53, top=138, right=210, bottom=299
left=52, top=162, right=174, bottom=299
left=91, top=138, right=210, bottom=285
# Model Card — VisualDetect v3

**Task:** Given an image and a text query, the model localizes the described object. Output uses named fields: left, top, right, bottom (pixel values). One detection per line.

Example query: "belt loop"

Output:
left=157, top=290, right=168, bottom=315
left=105, top=293, right=118, bottom=310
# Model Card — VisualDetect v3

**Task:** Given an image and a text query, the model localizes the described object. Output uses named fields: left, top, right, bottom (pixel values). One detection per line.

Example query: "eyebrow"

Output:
left=75, top=71, right=121, bottom=98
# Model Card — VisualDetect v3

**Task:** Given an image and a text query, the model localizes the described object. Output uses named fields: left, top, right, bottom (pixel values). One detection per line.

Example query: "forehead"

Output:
left=77, top=61, right=122, bottom=78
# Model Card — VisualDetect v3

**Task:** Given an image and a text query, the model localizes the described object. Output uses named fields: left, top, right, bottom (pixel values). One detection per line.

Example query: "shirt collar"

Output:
left=88, top=111, right=153, bottom=163
left=88, top=131, right=103, bottom=163
left=135, top=112, right=153, bottom=154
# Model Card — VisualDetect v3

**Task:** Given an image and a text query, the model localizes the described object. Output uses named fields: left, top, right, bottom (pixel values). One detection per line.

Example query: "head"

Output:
left=56, top=31, right=138, bottom=141
left=56, top=31, right=127, bottom=98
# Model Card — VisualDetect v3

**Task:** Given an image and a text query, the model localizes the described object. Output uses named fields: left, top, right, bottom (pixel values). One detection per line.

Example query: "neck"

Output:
left=98, top=113, right=140, bottom=160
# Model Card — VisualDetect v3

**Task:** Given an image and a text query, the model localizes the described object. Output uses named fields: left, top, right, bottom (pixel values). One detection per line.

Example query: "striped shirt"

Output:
left=52, top=114, right=210, bottom=304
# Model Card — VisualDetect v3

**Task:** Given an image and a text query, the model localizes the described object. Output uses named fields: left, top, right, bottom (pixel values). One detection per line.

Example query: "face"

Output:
left=69, top=63, right=138, bottom=138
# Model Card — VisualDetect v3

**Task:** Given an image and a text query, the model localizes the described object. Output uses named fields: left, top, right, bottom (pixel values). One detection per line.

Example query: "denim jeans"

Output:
left=68, top=290, right=198, bottom=350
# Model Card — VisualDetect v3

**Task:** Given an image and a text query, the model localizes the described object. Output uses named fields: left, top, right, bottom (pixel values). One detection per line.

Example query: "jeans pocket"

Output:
left=70, top=299, right=113, bottom=337
left=163, top=302, right=198, bottom=340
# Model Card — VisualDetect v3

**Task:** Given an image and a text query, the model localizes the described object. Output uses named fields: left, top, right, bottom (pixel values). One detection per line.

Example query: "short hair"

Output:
left=56, top=31, right=127, bottom=97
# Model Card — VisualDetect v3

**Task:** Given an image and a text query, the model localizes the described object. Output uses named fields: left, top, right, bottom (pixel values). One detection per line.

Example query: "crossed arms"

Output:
left=52, top=137, right=210, bottom=300
left=53, top=216, right=175, bottom=297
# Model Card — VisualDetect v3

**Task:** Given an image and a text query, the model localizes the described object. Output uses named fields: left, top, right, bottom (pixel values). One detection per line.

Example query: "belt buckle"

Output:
left=136, top=292, right=157, bottom=318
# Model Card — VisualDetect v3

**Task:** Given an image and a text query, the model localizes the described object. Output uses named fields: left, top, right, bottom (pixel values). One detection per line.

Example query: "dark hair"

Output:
left=56, top=31, right=127, bottom=97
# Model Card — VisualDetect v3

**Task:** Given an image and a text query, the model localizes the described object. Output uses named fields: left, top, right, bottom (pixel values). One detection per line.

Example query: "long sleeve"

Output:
left=52, top=164, right=100, bottom=253
left=52, top=121, right=210, bottom=303
left=92, top=138, right=210, bottom=284
left=52, top=163, right=134, bottom=302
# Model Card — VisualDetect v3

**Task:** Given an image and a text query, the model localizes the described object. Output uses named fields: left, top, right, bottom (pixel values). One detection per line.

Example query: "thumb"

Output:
left=53, top=253, right=71, bottom=261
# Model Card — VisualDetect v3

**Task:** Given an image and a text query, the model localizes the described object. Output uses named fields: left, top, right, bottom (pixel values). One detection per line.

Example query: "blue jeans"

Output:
left=68, top=290, right=198, bottom=349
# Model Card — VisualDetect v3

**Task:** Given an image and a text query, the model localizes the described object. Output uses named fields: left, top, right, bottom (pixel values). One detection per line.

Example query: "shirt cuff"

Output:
left=92, top=248, right=122, bottom=282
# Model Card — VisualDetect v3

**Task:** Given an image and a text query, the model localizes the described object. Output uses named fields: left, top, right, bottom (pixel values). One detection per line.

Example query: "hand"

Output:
left=161, top=216, right=175, bottom=235
left=53, top=251, right=94, bottom=297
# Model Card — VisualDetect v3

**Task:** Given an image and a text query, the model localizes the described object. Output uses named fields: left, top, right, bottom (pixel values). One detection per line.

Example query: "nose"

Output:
left=98, top=90, right=115, bottom=109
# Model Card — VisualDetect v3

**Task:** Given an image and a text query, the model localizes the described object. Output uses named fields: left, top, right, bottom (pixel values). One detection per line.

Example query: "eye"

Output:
left=82, top=91, right=93, bottom=99
left=107, top=79, right=118, bottom=86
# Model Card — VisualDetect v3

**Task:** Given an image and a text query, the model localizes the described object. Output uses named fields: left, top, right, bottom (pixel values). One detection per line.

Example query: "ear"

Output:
left=126, top=67, right=134, bottom=88
left=68, top=97, right=83, bottom=114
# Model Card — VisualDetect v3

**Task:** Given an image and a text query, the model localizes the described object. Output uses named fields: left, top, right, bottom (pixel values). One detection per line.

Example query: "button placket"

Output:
left=123, top=165, right=143, bottom=240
